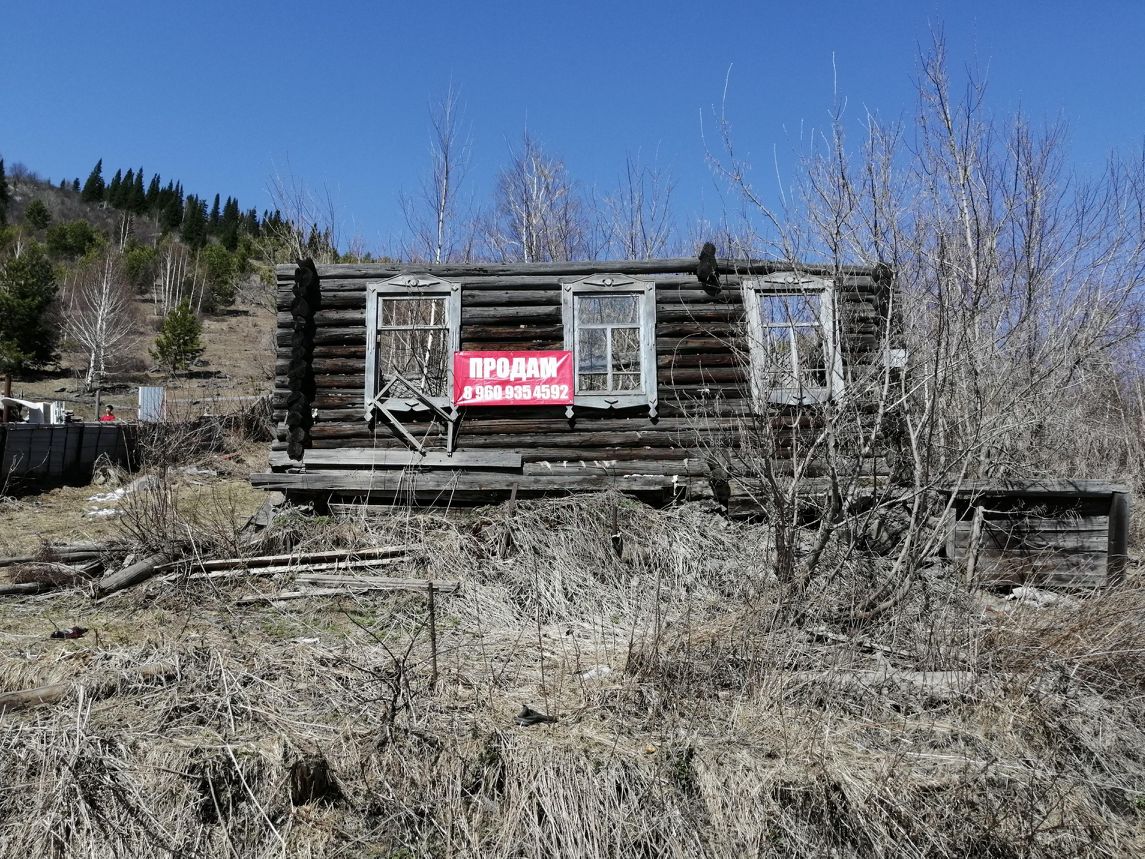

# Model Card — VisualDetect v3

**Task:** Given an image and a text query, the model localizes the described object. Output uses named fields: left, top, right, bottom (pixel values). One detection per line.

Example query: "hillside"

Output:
left=0, top=162, right=279, bottom=420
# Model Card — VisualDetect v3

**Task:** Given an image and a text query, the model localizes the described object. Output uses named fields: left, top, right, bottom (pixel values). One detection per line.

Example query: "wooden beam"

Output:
left=274, top=449, right=523, bottom=470
left=1107, top=490, right=1131, bottom=583
left=235, top=577, right=460, bottom=606
left=274, top=258, right=880, bottom=280
left=165, top=545, right=411, bottom=572
left=948, top=479, right=1129, bottom=498
left=250, top=470, right=681, bottom=493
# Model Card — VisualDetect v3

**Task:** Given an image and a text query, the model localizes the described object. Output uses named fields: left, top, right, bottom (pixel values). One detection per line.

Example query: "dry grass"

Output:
left=0, top=492, right=1142, bottom=857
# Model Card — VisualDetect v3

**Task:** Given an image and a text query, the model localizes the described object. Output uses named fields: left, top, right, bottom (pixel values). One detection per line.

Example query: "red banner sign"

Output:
left=453, top=350, right=574, bottom=407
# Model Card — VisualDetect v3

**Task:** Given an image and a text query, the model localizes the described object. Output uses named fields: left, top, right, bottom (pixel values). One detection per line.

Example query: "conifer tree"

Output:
left=150, top=301, right=203, bottom=372
left=180, top=195, right=208, bottom=247
left=0, top=244, right=59, bottom=370
left=146, top=174, right=161, bottom=210
left=121, top=169, right=135, bottom=208
left=107, top=169, right=124, bottom=208
left=130, top=168, right=146, bottom=214
left=220, top=196, right=241, bottom=250
left=72, top=178, right=80, bottom=192
left=160, top=193, right=183, bottom=233
left=24, top=199, right=51, bottom=230
left=0, top=159, right=8, bottom=226
left=81, top=159, right=106, bottom=203
left=208, top=193, right=221, bottom=232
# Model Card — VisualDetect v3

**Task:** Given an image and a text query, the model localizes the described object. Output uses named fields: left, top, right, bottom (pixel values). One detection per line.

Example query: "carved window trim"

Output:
left=364, top=275, right=461, bottom=418
left=561, top=274, right=658, bottom=418
left=742, top=273, right=844, bottom=407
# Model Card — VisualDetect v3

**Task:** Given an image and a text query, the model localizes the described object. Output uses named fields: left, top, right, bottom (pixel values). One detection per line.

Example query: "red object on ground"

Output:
left=453, top=350, right=574, bottom=407
left=98, top=415, right=116, bottom=422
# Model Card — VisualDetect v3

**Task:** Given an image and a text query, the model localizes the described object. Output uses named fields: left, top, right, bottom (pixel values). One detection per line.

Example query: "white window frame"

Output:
left=364, top=275, right=461, bottom=418
left=742, top=273, right=844, bottom=407
left=561, top=275, right=658, bottom=417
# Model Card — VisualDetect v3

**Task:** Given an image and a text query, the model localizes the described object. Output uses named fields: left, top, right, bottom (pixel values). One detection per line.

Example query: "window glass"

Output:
left=578, top=295, right=639, bottom=325
left=751, top=287, right=835, bottom=401
left=380, top=296, right=446, bottom=328
left=376, top=296, right=449, bottom=398
left=574, top=294, right=643, bottom=394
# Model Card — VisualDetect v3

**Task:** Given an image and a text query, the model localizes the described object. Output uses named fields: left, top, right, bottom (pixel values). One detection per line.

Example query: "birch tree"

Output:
left=487, top=131, right=589, bottom=262
left=63, top=252, right=137, bottom=391
left=401, top=83, right=475, bottom=263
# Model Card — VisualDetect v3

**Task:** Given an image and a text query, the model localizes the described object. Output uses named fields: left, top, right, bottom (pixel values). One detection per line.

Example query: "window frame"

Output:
left=364, top=275, right=461, bottom=418
left=742, top=273, right=844, bottom=407
left=561, top=275, right=658, bottom=416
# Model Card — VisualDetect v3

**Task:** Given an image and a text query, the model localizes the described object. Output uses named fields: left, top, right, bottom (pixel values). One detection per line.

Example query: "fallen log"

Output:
left=158, top=544, right=412, bottom=573
left=95, top=550, right=179, bottom=598
left=0, top=543, right=116, bottom=567
left=0, top=662, right=176, bottom=714
left=0, top=582, right=54, bottom=596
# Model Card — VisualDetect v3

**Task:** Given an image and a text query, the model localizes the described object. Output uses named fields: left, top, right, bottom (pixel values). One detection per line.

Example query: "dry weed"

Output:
left=0, top=494, right=1141, bottom=857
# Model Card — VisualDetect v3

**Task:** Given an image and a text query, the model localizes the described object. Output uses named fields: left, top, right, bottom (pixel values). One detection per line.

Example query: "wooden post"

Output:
left=1107, top=491, right=1130, bottom=585
left=426, top=582, right=439, bottom=687
left=965, top=505, right=985, bottom=585
left=93, top=388, right=102, bottom=424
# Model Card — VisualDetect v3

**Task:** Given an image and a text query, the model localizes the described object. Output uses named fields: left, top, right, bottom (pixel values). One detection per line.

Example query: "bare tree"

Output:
left=401, top=83, right=475, bottom=263
left=706, top=34, right=1145, bottom=607
left=264, top=164, right=341, bottom=265
left=486, top=131, right=590, bottom=262
left=62, top=252, right=138, bottom=391
left=601, top=153, right=676, bottom=259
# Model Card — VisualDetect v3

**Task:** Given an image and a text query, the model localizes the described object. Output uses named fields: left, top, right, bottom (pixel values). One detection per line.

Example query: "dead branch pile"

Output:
left=0, top=493, right=1141, bottom=857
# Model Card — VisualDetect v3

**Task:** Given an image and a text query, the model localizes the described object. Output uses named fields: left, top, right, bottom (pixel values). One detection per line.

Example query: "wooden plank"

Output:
left=165, top=545, right=412, bottom=572
left=236, top=578, right=460, bottom=605
left=273, top=449, right=524, bottom=470
left=951, top=522, right=1109, bottom=554
left=949, top=479, right=1128, bottom=498
left=1108, top=491, right=1130, bottom=583
left=250, top=470, right=681, bottom=493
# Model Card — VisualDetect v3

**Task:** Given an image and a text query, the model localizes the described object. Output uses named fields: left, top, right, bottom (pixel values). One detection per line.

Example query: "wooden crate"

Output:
left=945, top=480, right=1130, bottom=589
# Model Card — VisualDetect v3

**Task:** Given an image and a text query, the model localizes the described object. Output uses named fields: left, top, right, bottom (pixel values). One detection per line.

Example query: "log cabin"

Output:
left=251, top=256, right=899, bottom=510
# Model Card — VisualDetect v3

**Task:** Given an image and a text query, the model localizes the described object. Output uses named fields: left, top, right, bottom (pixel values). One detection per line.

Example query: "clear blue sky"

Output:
left=3, top=1, right=1143, bottom=255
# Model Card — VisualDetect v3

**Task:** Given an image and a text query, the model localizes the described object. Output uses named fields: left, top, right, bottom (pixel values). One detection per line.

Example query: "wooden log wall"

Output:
left=258, top=259, right=895, bottom=505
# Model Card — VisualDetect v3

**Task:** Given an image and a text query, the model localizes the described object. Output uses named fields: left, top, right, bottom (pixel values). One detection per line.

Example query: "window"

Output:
left=364, top=275, right=460, bottom=417
left=562, top=275, right=657, bottom=416
left=743, top=274, right=843, bottom=406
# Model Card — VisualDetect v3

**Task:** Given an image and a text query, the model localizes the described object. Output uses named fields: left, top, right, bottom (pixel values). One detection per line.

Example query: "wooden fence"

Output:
left=0, top=423, right=136, bottom=490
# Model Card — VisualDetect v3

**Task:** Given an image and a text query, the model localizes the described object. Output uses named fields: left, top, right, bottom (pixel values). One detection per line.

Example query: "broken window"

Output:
left=562, top=275, right=657, bottom=416
left=743, top=274, right=843, bottom=406
left=365, top=276, right=460, bottom=416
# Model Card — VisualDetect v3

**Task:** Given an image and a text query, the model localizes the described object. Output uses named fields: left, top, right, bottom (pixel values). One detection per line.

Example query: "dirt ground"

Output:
left=0, top=449, right=268, bottom=558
